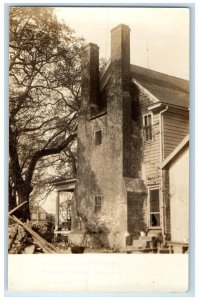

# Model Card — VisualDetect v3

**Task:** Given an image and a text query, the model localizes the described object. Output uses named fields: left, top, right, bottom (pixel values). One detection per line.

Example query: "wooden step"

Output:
left=139, top=236, right=157, bottom=242
left=126, top=246, right=158, bottom=253
left=158, top=248, right=171, bottom=253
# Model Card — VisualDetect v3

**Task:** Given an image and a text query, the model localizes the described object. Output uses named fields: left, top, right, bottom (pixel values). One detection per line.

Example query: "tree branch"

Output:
left=25, top=132, right=77, bottom=185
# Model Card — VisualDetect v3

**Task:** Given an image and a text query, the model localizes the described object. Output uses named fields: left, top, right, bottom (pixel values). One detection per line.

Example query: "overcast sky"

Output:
left=55, top=7, right=189, bottom=80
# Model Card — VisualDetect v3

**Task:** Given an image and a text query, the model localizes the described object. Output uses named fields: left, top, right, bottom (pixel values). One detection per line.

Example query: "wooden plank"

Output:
left=164, top=134, right=186, bottom=143
left=9, top=201, right=27, bottom=215
left=165, top=109, right=189, bottom=117
left=164, top=126, right=189, bottom=135
left=164, top=137, right=186, bottom=145
left=164, top=125, right=189, bottom=134
left=165, top=110, right=189, bottom=118
left=164, top=113, right=189, bottom=122
left=9, top=215, right=59, bottom=254
left=144, top=151, right=160, bottom=157
left=144, top=151, right=160, bottom=158
left=164, top=118, right=189, bottom=129
left=164, top=130, right=189, bottom=138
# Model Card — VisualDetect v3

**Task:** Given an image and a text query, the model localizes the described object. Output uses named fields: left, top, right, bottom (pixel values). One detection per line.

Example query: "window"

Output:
left=149, top=189, right=160, bottom=227
left=95, top=130, right=102, bottom=145
left=143, top=114, right=152, bottom=141
left=95, top=195, right=102, bottom=213
left=39, top=213, right=46, bottom=221
left=31, top=213, right=37, bottom=220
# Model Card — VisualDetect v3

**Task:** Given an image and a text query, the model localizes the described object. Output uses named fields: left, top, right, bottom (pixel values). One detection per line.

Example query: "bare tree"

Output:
left=9, top=7, right=84, bottom=219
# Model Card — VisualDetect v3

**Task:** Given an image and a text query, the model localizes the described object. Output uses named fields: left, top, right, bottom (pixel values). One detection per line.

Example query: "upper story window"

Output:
left=94, top=129, right=102, bottom=145
left=143, top=114, right=152, bottom=141
left=95, top=195, right=102, bottom=213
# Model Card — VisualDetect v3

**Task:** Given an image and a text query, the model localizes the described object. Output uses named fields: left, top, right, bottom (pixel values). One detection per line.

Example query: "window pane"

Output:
left=143, top=115, right=152, bottom=141
left=150, top=189, right=160, bottom=212
left=39, top=213, right=46, bottom=220
left=148, top=114, right=152, bottom=126
left=146, top=128, right=150, bottom=140
left=150, top=213, right=160, bottom=227
left=144, top=115, right=147, bottom=126
left=95, top=130, right=102, bottom=145
left=149, top=126, right=152, bottom=140
left=31, top=213, right=37, bottom=220
left=95, top=195, right=101, bottom=212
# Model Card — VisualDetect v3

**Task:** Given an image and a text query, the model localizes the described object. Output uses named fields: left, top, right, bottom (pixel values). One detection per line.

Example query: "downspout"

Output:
left=159, top=105, right=168, bottom=242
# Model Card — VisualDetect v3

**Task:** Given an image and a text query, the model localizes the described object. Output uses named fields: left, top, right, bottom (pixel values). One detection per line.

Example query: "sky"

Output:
left=55, top=7, right=189, bottom=80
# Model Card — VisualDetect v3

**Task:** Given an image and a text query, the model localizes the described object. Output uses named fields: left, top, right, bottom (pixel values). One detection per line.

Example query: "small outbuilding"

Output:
left=160, top=135, right=189, bottom=252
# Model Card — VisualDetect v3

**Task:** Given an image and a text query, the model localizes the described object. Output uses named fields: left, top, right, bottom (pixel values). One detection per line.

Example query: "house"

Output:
left=66, top=24, right=189, bottom=251
left=30, top=206, right=48, bottom=222
left=160, top=135, right=189, bottom=253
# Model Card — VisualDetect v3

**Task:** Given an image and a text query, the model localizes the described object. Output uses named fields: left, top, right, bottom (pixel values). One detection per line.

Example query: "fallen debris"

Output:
left=9, top=215, right=60, bottom=254
left=8, top=223, right=28, bottom=254
left=23, top=244, right=35, bottom=254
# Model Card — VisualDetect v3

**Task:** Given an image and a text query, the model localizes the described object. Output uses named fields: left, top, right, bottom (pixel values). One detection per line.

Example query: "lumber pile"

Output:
left=8, top=222, right=28, bottom=254
left=8, top=202, right=59, bottom=254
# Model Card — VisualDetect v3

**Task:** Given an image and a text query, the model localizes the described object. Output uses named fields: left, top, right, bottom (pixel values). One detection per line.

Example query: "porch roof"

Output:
left=51, top=178, right=76, bottom=192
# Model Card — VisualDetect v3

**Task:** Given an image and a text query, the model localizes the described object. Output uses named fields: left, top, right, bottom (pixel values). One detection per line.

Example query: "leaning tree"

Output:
left=9, top=7, right=84, bottom=219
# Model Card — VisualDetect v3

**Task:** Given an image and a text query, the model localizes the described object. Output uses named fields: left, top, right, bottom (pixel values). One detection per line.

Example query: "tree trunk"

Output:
left=15, top=183, right=32, bottom=221
left=9, top=181, right=17, bottom=211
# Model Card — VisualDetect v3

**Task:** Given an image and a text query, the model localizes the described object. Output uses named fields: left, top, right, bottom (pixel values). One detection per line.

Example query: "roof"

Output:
left=160, top=135, right=189, bottom=169
left=31, top=206, right=47, bottom=214
left=51, top=178, right=76, bottom=192
left=131, top=65, right=189, bottom=109
left=51, top=177, right=76, bottom=186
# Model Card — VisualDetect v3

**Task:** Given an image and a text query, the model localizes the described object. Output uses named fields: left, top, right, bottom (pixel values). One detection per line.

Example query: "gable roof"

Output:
left=131, top=65, right=189, bottom=109
left=160, top=135, right=189, bottom=169
left=31, top=206, right=47, bottom=214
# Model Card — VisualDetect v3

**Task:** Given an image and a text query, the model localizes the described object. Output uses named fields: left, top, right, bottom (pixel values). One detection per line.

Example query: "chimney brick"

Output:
left=81, top=43, right=99, bottom=109
left=111, top=24, right=130, bottom=91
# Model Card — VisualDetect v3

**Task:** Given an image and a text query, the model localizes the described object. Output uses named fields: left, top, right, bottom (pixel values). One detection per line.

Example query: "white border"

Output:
left=1, top=1, right=198, bottom=299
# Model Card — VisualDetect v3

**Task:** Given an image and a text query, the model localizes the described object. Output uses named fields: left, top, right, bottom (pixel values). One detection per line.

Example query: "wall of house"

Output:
left=143, top=111, right=161, bottom=187
left=162, top=168, right=171, bottom=238
left=130, top=83, right=161, bottom=188
left=73, top=108, right=130, bottom=248
left=127, top=192, right=147, bottom=240
left=163, top=109, right=189, bottom=159
left=169, top=146, right=189, bottom=242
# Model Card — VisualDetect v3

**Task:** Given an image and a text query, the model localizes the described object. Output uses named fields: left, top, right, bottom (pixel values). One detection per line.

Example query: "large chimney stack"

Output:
left=81, top=43, right=99, bottom=110
left=111, top=24, right=130, bottom=91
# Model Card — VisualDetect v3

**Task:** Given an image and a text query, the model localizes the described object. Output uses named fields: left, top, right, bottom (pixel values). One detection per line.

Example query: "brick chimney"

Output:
left=111, top=24, right=130, bottom=91
left=81, top=43, right=99, bottom=111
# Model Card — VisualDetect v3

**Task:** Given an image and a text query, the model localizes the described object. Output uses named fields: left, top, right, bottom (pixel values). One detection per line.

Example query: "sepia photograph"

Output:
left=6, top=4, right=192, bottom=293
left=8, top=6, right=189, bottom=255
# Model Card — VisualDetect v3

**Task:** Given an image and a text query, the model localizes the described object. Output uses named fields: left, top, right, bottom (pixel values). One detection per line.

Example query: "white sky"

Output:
left=55, top=7, right=189, bottom=80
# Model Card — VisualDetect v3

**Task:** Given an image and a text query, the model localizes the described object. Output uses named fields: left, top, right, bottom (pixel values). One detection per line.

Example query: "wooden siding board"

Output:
left=163, top=111, right=189, bottom=160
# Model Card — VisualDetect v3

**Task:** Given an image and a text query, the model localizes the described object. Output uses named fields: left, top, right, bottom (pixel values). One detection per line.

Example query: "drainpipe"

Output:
left=159, top=105, right=168, bottom=243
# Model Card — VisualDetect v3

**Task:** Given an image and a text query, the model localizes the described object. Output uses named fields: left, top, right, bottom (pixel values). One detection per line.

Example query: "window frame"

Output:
left=143, top=113, right=153, bottom=142
left=94, top=129, right=103, bottom=146
left=94, top=194, right=102, bottom=213
left=148, top=187, right=161, bottom=229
